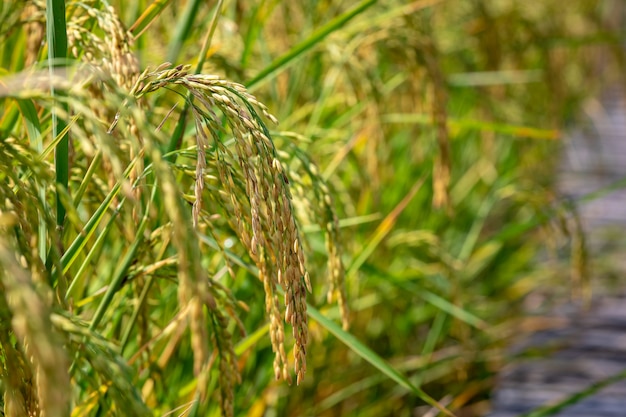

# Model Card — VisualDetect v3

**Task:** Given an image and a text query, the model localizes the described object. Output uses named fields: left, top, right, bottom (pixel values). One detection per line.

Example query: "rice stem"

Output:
left=46, top=0, right=69, bottom=230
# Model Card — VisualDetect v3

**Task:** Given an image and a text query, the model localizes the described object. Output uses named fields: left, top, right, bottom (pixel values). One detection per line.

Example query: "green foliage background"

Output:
left=0, top=0, right=623, bottom=416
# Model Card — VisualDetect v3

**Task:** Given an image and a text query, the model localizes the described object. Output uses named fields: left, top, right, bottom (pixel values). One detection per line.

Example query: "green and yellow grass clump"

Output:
left=0, top=0, right=622, bottom=416
left=0, top=1, right=350, bottom=415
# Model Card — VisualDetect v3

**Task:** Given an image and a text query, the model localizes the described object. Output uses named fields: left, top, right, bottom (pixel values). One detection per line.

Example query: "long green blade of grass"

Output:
left=419, top=289, right=488, bottom=331
left=46, top=0, right=69, bottom=229
left=60, top=158, right=138, bottom=273
left=65, top=204, right=116, bottom=298
left=307, top=304, right=457, bottom=417
left=246, top=0, right=377, bottom=89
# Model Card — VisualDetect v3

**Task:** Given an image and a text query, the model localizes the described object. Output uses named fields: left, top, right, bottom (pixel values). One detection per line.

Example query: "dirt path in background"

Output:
left=488, top=90, right=626, bottom=417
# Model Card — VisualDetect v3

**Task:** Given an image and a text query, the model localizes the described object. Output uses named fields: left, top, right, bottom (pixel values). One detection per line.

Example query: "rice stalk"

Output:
left=0, top=237, right=70, bottom=417
left=51, top=313, right=151, bottom=415
left=127, top=64, right=315, bottom=384
left=2, top=1, right=352, bottom=415
left=141, top=132, right=240, bottom=415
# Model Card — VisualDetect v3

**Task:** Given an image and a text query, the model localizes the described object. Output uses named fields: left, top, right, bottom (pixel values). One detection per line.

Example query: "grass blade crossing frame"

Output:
left=246, top=0, right=377, bottom=89
left=46, top=0, right=69, bottom=229
left=308, top=305, right=457, bottom=417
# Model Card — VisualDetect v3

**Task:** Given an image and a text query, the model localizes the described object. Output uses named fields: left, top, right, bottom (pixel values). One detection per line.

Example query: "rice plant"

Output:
left=0, top=0, right=621, bottom=416
left=0, top=1, right=351, bottom=415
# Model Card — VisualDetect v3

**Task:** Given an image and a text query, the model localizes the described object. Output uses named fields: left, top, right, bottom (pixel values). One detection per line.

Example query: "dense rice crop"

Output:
left=0, top=1, right=621, bottom=415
